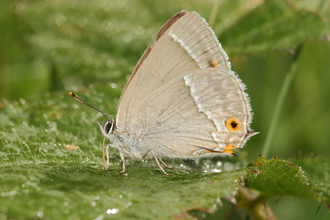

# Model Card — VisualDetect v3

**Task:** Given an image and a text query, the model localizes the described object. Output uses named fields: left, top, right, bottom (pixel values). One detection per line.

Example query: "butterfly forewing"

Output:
left=116, top=12, right=231, bottom=130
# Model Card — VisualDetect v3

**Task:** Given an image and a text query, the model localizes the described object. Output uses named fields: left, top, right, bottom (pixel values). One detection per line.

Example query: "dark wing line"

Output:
left=117, top=11, right=187, bottom=109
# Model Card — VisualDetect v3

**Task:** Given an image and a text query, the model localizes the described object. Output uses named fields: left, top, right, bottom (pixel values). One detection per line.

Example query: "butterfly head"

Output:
left=97, top=120, right=116, bottom=140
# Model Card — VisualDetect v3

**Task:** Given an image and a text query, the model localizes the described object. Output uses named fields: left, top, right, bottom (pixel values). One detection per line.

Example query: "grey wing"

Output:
left=116, top=11, right=231, bottom=131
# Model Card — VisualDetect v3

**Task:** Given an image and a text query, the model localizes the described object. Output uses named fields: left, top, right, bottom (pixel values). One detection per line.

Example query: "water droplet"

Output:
left=212, top=168, right=221, bottom=173
left=37, top=211, right=44, bottom=218
left=216, top=161, right=222, bottom=167
left=111, top=83, right=117, bottom=88
left=106, top=208, right=119, bottom=214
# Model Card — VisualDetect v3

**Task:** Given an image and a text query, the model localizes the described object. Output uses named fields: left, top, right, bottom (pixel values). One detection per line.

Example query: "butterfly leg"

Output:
left=103, top=144, right=110, bottom=171
left=155, top=157, right=171, bottom=176
left=158, top=157, right=174, bottom=170
left=141, top=149, right=151, bottom=159
left=119, top=150, right=126, bottom=175
left=152, top=155, right=171, bottom=176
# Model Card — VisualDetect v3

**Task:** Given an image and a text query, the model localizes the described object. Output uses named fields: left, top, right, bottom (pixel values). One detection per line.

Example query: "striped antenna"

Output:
left=69, top=92, right=111, bottom=120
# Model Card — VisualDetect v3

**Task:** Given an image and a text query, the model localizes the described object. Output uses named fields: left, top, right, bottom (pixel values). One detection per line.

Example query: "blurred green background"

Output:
left=1, top=0, right=330, bottom=219
left=1, top=0, right=329, bottom=160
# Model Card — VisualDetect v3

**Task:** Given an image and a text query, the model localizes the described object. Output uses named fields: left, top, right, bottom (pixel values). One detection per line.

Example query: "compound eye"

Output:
left=104, top=121, right=114, bottom=134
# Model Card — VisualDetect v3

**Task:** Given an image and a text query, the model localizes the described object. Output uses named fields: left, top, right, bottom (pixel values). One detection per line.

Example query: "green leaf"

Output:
left=0, top=164, right=245, bottom=219
left=218, top=0, right=330, bottom=55
left=293, top=157, right=330, bottom=203
left=188, top=157, right=330, bottom=220
left=244, top=156, right=320, bottom=200
left=0, top=88, right=247, bottom=219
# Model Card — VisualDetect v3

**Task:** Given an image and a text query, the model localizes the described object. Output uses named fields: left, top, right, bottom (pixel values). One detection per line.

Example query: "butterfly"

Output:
left=70, top=11, right=257, bottom=176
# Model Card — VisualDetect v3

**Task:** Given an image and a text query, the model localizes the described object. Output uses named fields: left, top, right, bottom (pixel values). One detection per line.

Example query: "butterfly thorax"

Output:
left=98, top=120, right=150, bottom=159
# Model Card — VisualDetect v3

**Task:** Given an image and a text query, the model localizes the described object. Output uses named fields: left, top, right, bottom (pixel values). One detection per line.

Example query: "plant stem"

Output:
left=209, top=0, right=220, bottom=27
left=261, top=46, right=302, bottom=157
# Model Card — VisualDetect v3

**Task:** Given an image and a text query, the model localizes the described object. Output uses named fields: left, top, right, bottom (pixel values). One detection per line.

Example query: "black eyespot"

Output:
left=231, top=121, right=238, bottom=129
left=225, top=118, right=241, bottom=131
left=104, top=121, right=113, bottom=134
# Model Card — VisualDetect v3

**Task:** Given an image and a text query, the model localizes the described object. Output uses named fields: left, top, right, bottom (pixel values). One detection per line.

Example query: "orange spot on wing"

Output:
left=203, top=145, right=236, bottom=155
left=223, top=144, right=236, bottom=155
left=211, top=59, right=218, bottom=68
left=226, top=118, right=241, bottom=131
